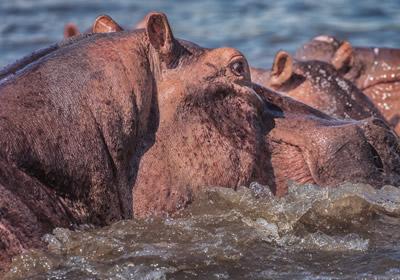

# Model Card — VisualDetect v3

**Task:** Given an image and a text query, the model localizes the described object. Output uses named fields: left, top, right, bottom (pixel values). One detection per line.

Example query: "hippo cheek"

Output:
left=264, top=118, right=400, bottom=196
left=265, top=131, right=316, bottom=197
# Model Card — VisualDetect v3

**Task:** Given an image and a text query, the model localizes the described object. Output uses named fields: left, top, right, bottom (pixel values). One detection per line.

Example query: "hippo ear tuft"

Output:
left=331, top=40, right=354, bottom=74
left=93, top=15, right=124, bottom=34
left=146, top=12, right=176, bottom=57
left=64, top=24, right=80, bottom=39
left=270, top=51, right=293, bottom=87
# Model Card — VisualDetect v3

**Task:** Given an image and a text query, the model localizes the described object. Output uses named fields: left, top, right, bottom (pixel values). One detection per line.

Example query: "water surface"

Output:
left=1, top=1, right=400, bottom=279
left=5, top=183, right=400, bottom=279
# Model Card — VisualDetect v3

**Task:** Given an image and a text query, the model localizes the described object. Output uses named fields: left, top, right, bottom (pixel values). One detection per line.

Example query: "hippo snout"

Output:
left=359, top=117, right=400, bottom=183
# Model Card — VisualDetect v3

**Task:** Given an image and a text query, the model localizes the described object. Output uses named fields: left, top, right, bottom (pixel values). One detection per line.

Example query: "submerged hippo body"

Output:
left=0, top=12, right=265, bottom=271
left=295, top=36, right=400, bottom=134
left=250, top=51, right=385, bottom=122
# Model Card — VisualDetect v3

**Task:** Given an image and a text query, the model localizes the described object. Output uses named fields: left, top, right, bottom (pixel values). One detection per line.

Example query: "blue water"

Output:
left=1, top=0, right=400, bottom=70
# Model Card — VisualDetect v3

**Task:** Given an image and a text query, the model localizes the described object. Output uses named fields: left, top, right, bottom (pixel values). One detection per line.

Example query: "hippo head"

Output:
left=250, top=50, right=384, bottom=122
left=253, top=83, right=400, bottom=196
left=294, top=35, right=400, bottom=133
left=294, top=35, right=355, bottom=74
left=132, top=13, right=265, bottom=217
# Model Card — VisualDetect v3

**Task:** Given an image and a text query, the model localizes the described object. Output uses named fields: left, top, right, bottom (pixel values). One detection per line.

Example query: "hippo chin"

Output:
left=295, top=35, right=400, bottom=134
left=250, top=50, right=385, bottom=123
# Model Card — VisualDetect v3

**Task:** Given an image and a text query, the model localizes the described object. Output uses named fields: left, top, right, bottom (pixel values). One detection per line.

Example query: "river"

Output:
left=1, top=0, right=400, bottom=279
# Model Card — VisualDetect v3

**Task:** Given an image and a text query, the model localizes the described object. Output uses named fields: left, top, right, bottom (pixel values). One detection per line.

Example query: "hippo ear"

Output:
left=146, top=12, right=177, bottom=59
left=270, top=51, right=293, bottom=87
left=331, top=40, right=354, bottom=74
left=93, top=15, right=124, bottom=33
left=64, top=24, right=80, bottom=39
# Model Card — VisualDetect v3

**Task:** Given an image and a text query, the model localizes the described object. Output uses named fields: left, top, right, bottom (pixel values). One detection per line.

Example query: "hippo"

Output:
left=253, top=83, right=400, bottom=197
left=250, top=50, right=386, bottom=122
left=295, top=35, right=400, bottom=134
left=88, top=16, right=384, bottom=123
left=1, top=12, right=400, bottom=276
left=0, top=12, right=265, bottom=273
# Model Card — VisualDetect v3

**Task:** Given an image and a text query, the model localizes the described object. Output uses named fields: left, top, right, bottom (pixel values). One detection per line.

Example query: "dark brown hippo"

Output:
left=250, top=50, right=386, bottom=122
left=295, top=35, right=400, bottom=134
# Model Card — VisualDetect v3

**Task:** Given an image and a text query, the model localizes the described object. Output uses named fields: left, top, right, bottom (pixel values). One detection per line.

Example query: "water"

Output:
left=1, top=0, right=400, bottom=279
left=4, top=182, right=400, bottom=279
left=1, top=0, right=400, bottom=69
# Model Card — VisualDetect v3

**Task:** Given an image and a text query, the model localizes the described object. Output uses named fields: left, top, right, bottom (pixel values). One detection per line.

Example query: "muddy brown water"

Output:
left=4, top=182, right=400, bottom=279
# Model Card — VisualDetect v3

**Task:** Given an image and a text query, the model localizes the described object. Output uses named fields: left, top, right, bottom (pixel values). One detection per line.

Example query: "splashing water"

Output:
left=5, top=182, right=400, bottom=279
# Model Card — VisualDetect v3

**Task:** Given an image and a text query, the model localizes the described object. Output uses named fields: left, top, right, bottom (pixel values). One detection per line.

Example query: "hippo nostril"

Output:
left=368, top=143, right=384, bottom=172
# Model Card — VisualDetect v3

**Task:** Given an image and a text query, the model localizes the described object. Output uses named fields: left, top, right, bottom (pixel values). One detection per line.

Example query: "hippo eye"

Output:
left=230, top=61, right=245, bottom=76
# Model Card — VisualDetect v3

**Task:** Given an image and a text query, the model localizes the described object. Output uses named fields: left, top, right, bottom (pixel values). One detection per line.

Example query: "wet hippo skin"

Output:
left=253, top=83, right=400, bottom=197
left=0, top=12, right=265, bottom=271
left=0, top=13, right=400, bottom=276
left=250, top=50, right=386, bottom=124
left=295, top=35, right=400, bottom=134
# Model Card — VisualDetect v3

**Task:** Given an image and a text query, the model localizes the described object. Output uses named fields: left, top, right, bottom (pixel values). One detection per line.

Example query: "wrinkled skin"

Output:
left=91, top=16, right=400, bottom=199
left=295, top=35, right=400, bottom=134
left=1, top=13, right=400, bottom=276
left=253, top=83, right=400, bottom=197
left=0, top=12, right=265, bottom=272
left=250, top=50, right=385, bottom=122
